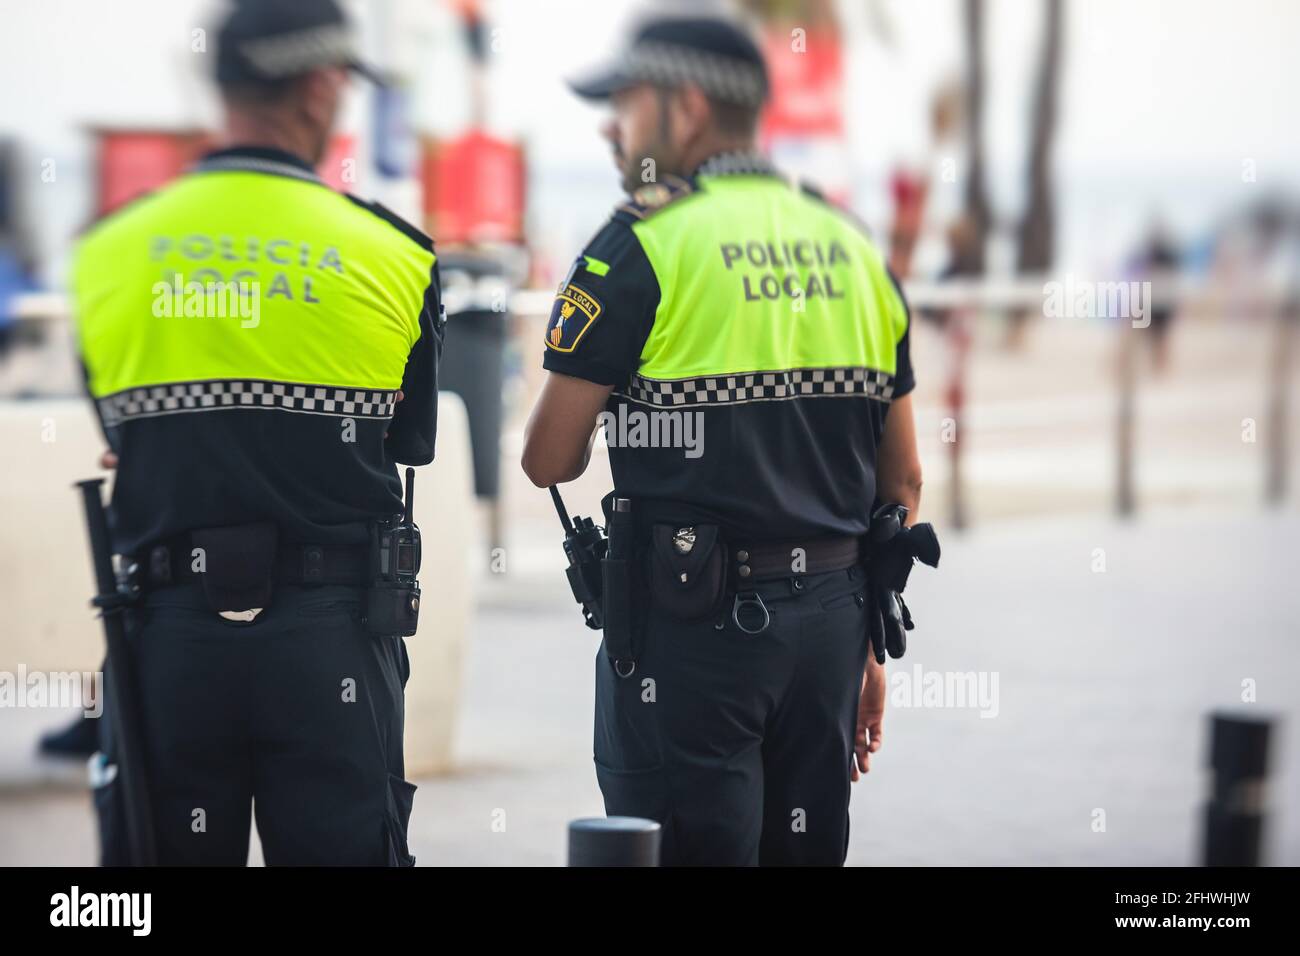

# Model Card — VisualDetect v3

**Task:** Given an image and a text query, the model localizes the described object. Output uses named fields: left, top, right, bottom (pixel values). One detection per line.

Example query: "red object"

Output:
left=96, top=131, right=207, bottom=215
left=96, top=130, right=360, bottom=215
left=760, top=28, right=844, bottom=140
left=317, top=134, right=358, bottom=191
left=887, top=168, right=928, bottom=277
left=421, top=130, right=525, bottom=244
left=891, top=171, right=925, bottom=209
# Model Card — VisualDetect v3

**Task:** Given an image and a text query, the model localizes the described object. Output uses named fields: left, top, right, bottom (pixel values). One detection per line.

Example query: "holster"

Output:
left=191, top=523, right=278, bottom=614
left=596, top=496, right=729, bottom=676
left=600, top=494, right=635, bottom=676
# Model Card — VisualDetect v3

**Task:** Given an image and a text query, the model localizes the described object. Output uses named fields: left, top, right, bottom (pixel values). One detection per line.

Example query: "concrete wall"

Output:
left=0, top=394, right=477, bottom=777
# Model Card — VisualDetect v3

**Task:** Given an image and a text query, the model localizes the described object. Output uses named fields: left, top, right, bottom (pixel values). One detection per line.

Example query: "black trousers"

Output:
left=95, top=583, right=416, bottom=866
left=594, top=564, right=871, bottom=866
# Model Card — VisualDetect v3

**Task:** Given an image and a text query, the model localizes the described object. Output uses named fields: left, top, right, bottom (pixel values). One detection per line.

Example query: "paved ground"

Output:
left=429, top=506, right=1300, bottom=867
left=3, top=506, right=1297, bottom=866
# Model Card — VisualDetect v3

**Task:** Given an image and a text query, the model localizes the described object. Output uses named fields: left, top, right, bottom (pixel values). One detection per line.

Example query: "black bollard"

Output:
left=1202, top=712, right=1274, bottom=866
left=568, top=817, right=661, bottom=867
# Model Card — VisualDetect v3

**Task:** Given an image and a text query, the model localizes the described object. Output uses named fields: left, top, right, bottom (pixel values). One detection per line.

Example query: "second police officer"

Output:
left=523, top=15, right=938, bottom=865
left=70, top=0, right=443, bottom=865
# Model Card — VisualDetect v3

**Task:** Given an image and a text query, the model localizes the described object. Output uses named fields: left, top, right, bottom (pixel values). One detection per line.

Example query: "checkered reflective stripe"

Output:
left=97, top=379, right=399, bottom=427
left=694, top=151, right=781, bottom=179
left=618, top=367, right=897, bottom=408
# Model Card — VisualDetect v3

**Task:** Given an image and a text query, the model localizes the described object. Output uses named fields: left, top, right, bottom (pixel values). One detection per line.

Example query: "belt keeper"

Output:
left=303, top=546, right=324, bottom=584
left=148, top=545, right=172, bottom=586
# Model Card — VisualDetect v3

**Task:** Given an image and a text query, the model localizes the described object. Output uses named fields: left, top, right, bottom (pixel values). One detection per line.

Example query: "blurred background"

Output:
left=1, top=0, right=1297, bottom=865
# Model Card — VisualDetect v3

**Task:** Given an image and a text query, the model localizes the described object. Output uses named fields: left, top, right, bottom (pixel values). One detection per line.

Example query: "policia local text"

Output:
left=720, top=238, right=851, bottom=302
left=149, top=234, right=347, bottom=304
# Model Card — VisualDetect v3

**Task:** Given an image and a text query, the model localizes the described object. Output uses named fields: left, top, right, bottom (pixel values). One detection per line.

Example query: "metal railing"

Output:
left=9, top=273, right=1296, bottom=526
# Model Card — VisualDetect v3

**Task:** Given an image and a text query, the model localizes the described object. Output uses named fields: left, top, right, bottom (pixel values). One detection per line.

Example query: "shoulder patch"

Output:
left=544, top=279, right=604, bottom=353
left=345, top=195, right=434, bottom=252
left=615, top=174, right=696, bottom=221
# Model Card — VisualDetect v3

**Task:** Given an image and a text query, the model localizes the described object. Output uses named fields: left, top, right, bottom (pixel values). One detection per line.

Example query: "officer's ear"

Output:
left=672, top=84, right=716, bottom=147
left=297, top=67, right=348, bottom=137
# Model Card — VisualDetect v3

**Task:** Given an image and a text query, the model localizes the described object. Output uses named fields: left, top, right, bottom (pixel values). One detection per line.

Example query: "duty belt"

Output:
left=725, top=535, right=861, bottom=584
left=136, top=536, right=370, bottom=590
left=723, top=535, right=862, bottom=635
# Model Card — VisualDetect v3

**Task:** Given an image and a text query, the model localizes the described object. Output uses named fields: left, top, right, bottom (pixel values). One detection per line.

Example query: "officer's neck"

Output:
left=680, top=137, right=759, bottom=179
left=219, top=112, right=322, bottom=169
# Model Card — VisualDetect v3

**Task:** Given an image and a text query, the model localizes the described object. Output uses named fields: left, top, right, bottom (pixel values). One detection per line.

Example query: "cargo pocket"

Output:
left=384, top=773, right=417, bottom=867
left=819, top=588, right=865, bottom=612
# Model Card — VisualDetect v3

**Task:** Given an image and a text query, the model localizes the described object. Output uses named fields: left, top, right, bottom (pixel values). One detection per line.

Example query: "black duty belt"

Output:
left=726, top=535, right=861, bottom=584
left=137, top=537, right=369, bottom=590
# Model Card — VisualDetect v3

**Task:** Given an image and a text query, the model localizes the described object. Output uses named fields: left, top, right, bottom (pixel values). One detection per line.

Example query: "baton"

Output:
left=76, top=478, right=158, bottom=866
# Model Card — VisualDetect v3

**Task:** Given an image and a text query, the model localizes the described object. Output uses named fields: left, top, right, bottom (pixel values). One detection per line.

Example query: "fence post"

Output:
left=946, top=310, right=974, bottom=530
left=1116, top=311, right=1137, bottom=518
left=1264, top=301, right=1294, bottom=505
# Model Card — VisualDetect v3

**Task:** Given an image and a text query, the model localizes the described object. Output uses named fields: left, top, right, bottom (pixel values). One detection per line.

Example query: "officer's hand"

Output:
left=99, top=450, right=118, bottom=470
left=851, top=657, right=886, bottom=781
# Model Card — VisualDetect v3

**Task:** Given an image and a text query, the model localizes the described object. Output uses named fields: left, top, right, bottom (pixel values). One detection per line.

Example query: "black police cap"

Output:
left=569, top=16, right=770, bottom=108
left=215, top=0, right=385, bottom=87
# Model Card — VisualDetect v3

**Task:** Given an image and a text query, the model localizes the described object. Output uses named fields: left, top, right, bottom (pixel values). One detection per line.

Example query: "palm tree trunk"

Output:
left=1016, top=0, right=1063, bottom=274
left=961, top=0, right=991, bottom=275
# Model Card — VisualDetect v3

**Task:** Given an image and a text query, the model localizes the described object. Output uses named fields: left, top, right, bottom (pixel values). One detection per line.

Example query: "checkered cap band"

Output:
left=625, top=41, right=767, bottom=106
left=97, top=379, right=399, bottom=428
left=239, top=24, right=357, bottom=79
left=618, top=367, right=897, bottom=408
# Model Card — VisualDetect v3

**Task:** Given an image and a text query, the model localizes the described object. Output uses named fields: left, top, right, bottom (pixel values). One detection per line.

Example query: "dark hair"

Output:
left=217, top=75, right=302, bottom=108
left=656, top=85, right=762, bottom=139
left=707, top=94, right=762, bottom=137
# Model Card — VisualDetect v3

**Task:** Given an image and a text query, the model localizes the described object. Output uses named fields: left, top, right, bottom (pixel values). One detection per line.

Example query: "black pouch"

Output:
left=647, top=523, right=726, bottom=622
left=191, top=523, right=278, bottom=613
left=365, top=584, right=421, bottom=637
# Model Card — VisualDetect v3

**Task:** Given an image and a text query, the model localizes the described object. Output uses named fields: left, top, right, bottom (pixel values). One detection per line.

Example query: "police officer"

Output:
left=70, top=0, right=443, bottom=865
left=522, top=15, right=932, bottom=866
